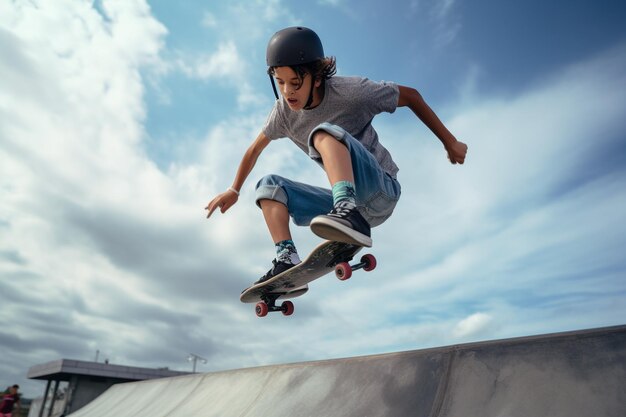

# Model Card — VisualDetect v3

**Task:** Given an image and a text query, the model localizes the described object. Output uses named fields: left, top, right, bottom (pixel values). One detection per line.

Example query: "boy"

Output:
left=206, top=27, right=467, bottom=286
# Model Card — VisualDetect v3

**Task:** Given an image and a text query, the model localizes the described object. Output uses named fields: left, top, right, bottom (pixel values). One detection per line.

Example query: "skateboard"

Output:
left=240, top=240, right=377, bottom=317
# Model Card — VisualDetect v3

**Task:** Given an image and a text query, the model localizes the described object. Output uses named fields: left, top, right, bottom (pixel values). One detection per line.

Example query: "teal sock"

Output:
left=332, top=181, right=356, bottom=207
left=275, top=239, right=300, bottom=264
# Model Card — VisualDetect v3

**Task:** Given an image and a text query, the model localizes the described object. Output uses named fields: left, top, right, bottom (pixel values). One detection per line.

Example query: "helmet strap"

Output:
left=269, top=73, right=279, bottom=100
left=303, top=76, right=316, bottom=109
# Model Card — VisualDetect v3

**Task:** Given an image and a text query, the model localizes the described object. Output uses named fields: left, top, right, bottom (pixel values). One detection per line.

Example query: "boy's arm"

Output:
left=397, top=85, right=467, bottom=164
left=205, top=131, right=271, bottom=218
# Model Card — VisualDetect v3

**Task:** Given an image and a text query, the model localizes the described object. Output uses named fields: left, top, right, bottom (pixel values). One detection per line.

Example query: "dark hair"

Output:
left=268, top=56, right=336, bottom=90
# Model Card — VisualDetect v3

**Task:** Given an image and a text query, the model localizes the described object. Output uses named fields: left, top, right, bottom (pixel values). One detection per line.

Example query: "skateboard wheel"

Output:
left=255, top=302, right=269, bottom=317
left=335, top=262, right=352, bottom=280
left=281, top=301, right=295, bottom=316
left=362, top=254, right=377, bottom=271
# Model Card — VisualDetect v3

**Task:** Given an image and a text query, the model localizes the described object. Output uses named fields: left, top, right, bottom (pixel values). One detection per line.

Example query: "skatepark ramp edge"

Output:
left=68, top=325, right=626, bottom=417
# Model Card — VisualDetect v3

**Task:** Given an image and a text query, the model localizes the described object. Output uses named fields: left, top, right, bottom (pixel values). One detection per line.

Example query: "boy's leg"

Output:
left=310, top=131, right=360, bottom=210
left=253, top=174, right=333, bottom=284
left=259, top=199, right=292, bottom=244
left=310, top=131, right=355, bottom=185
left=254, top=199, right=299, bottom=285
left=308, top=128, right=372, bottom=247
left=258, top=199, right=300, bottom=270
left=255, top=174, right=333, bottom=226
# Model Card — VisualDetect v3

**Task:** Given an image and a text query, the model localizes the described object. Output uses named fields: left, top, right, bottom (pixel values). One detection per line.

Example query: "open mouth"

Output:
left=287, top=98, right=298, bottom=106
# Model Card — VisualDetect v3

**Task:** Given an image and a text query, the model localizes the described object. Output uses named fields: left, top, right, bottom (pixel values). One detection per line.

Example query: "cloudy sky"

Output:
left=2, top=0, right=625, bottom=398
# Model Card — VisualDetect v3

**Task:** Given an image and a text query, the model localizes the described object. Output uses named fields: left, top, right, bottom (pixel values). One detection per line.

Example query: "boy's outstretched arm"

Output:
left=397, top=85, right=467, bottom=164
left=205, top=132, right=271, bottom=218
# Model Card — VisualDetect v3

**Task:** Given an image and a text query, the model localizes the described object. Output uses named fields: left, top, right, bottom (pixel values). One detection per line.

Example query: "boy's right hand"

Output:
left=205, top=189, right=239, bottom=219
left=446, top=140, right=468, bottom=165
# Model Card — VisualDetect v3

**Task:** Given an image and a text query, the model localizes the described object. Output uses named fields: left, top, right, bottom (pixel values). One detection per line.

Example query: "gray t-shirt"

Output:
left=263, top=76, right=400, bottom=178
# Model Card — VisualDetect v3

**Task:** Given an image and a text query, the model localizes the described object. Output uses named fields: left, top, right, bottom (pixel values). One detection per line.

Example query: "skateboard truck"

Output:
left=256, top=293, right=295, bottom=318
left=334, top=253, right=377, bottom=280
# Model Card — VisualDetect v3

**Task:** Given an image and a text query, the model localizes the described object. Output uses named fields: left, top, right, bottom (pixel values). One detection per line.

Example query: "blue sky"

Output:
left=1, top=0, right=625, bottom=398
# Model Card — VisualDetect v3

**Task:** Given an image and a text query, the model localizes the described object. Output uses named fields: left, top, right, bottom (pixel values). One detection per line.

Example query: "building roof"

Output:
left=27, top=359, right=190, bottom=382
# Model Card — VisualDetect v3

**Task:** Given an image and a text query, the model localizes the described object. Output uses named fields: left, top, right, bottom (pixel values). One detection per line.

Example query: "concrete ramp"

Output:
left=69, top=325, right=625, bottom=417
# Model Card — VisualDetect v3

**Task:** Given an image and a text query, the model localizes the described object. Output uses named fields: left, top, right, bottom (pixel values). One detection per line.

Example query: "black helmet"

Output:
left=266, top=26, right=324, bottom=67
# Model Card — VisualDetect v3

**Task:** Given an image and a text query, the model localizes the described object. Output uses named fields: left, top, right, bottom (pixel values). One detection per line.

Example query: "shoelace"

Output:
left=270, top=258, right=292, bottom=272
left=329, top=202, right=354, bottom=218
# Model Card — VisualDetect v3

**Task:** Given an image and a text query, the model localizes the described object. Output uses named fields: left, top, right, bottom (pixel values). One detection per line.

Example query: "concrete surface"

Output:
left=68, top=325, right=626, bottom=417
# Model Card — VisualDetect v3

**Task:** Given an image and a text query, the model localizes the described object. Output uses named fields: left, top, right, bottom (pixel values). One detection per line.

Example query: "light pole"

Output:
left=187, top=353, right=207, bottom=373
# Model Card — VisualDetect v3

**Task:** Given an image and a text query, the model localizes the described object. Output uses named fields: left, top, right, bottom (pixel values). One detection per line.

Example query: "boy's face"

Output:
left=273, top=66, right=321, bottom=111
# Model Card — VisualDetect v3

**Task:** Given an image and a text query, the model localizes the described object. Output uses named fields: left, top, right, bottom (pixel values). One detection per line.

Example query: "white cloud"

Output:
left=201, top=11, right=218, bottom=28
left=433, top=0, right=456, bottom=19
left=177, top=41, right=243, bottom=80
left=453, top=313, right=494, bottom=339
left=0, top=0, right=214, bottom=393
left=429, top=0, right=461, bottom=47
left=171, top=41, right=265, bottom=110
left=318, top=0, right=343, bottom=6
left=163, top=0, right=300, bottom=109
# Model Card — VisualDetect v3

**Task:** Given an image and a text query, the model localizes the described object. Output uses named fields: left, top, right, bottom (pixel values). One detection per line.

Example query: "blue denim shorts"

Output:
left=255, top=123, right=401, bottom=227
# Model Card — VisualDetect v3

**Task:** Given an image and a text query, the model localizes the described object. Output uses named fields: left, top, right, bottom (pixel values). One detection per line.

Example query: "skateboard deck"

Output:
left=240, top=240, right=377, bottom=317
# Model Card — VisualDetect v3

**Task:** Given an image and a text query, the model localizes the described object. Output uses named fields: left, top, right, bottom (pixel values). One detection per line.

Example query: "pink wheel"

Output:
left=362, top=254, right=377, bottom=271
left=255, top=302, right=269, bottom=317
left=335, top=262, right=352, bottom=280
left=281, top=301, right=295, bottom=316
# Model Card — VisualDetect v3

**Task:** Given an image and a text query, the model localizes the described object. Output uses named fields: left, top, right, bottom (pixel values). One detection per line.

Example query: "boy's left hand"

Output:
left=446, top=140, right=468, bottom=165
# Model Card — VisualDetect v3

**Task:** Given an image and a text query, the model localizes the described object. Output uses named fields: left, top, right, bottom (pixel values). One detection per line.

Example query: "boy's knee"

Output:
left=308, top=124, right=350, bottom=161
left=255, top=175, right=288, bottom=208
left=311, top=130, right=333, bottom=147
left=256, top=174, right=282, bottom=189
left=309, top=122, right=346, bottom=140
left=308, top=123, right=346, bottom=149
